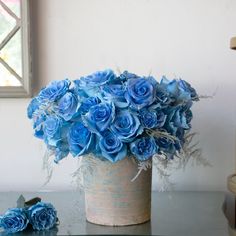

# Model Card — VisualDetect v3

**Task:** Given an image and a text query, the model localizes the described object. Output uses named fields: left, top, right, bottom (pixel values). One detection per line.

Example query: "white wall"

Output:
left=1, top=0, right=236, bottom=191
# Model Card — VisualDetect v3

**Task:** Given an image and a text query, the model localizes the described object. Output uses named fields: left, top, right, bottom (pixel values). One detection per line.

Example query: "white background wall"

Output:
left=0, top=0, right=236, bottom=191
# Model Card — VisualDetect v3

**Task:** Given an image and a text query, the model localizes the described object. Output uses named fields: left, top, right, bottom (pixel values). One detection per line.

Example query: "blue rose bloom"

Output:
left=38, top=79, right=71, bottom=102
left=111, top=110, right=143, bottom=142
left=156, top=84, right=172, bottom=107
left=161, top=76, right=198, bottom=103
left=43, top=116, right=65, bottom=146
left=101, top=83, right=128, bottom=108
left=82, top=103, right=115, bottom=135
left=58, top=92, right=79, bottom=121
left=78, top=96, right=101, bottom=115
left=185, top=108, right=193, bottom=124
left=54, top=141, right=69, bottom=163
left=27, top=98, right=40, bottom=119
left=178, top=79, right=198, bottom=101
left=28, top=202, right=57, bottom=231
left=130, top=136, right=157, bottom=161
left=68, top=122, right=95, bottom=157
left=0, top=208, right=29, bottom=233
left=156, top=136, right=176, bottom=159
left=98, top=131, right=127, bottom=163
left=119, top=70, right=139, bottom=81
left=125, top=77, right=157, bottom=110
left=79, top=69, right=116, bottom=88
left=33, top=114, right=46, bottom=139
left=139, top=109, right=166, bottom=129
left=164, top=106, right=192, bottom=135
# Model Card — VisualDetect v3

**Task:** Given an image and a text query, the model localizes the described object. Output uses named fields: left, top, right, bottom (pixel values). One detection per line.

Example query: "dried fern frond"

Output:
left=42, top=148, right=55, bottom=186
left=131, top=160, right=152, bottom=182
left=146, top=129, right=178, bottom=142
left=71, top=154, right=98, bottom=190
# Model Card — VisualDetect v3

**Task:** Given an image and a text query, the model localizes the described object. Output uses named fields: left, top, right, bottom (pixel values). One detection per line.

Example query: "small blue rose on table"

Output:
left=0, top=208, right=29, bottom=234
left=28, top=202, right=57, bottom=231
left=0, top=196, right=58, bottom=234
left=27, top=68, right=198, bottom=166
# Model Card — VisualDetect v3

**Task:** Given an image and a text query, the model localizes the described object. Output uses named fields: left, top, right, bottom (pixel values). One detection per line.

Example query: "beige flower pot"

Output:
left=83, top=156, right=152, bottom=226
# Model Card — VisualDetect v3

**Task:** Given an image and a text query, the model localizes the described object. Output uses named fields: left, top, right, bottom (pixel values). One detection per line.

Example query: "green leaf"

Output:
left=16, top=195, right=25, bottom=208
left=25, top=197, right=41, bottom=207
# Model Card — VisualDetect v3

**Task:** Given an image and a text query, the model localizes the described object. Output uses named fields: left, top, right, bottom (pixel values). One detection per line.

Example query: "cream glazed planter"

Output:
left=83, top=156, right=152, bottom=226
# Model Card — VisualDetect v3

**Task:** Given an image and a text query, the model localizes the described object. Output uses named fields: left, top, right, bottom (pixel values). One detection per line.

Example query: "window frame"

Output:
left=0, top=0, right=31, bottom=98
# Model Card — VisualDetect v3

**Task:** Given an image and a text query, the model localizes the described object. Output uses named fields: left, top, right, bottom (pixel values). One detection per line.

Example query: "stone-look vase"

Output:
left=83, top=156, right=152, bottom=226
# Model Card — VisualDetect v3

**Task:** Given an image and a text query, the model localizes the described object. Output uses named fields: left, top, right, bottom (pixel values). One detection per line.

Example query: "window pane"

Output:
left=0, top=63, right=21, bottom=86
left=1, top=29, right=22, bottom=77
left=0, top=4, right=16, bottom=43
left=1, top=0, right=20, bottom=18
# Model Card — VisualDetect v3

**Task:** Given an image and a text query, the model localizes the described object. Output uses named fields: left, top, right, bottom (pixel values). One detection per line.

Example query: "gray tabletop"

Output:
left=0, top=191, right=228, bottom=236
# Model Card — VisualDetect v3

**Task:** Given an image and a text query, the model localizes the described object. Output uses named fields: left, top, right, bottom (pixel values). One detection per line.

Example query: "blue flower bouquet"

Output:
left=27, top=69, right=199, bottom=226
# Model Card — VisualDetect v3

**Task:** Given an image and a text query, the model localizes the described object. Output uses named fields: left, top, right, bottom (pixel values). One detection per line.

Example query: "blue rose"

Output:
left=110, top=110, right=143, bottom=142
left=161, top=77, right=198, bottom=103
left=78, top=97, right=101, bottom=115
left=82, top=103, right=115, bottom=135
left=0, top=208, right=29, bottom=233
left=101, top=83, right=128, bottom=108
left=43, top=116, right=68, bottom=146
left=28, top=202, right=57, bottom=231
left=156, top=84, right=172, bottom=107
left=58, top=92, right=79, bottom=121
left=68, top=122, right=95, bottom=157
left=155, top=136, right=176, bottom=159
left=130, top=136, right=157, bottom=161
left=178, top=79, right=198, bottom=101
left=38, top=79, right=71, bottom=102
left=79, top=69, right=116, bottom=88
left=164, top=102, right=193, bottom=135
left=33, top=114, right=46, bottom=139
left=54, top=141, right=69, bottom=163
left=119, top=71, right=139, bottom=81
left=139, top=109, right=166, bottom=128
left=98, top=131, right=127, bottom=163
left=125, top=77, right=157, bottom=110
left=27, top=98, right=40, bottom=119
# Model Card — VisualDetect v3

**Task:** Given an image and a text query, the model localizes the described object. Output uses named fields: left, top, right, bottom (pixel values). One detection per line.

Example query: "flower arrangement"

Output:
left=27, top=69, right=198, bottom=166
left=0, top=196, right=57, bottom=234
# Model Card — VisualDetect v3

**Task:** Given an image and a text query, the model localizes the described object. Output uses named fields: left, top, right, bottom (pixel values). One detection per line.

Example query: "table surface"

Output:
left=0, top=191, right=228, bottom=236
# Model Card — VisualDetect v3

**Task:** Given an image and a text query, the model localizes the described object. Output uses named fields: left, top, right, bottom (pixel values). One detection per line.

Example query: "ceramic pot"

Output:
left=83, top=156, right=152, bottom=226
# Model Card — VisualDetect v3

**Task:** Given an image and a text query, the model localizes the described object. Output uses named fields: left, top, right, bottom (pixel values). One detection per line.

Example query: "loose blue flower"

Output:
left=130, top=136, right=157, bottom=161
left=28, top=202, right=57, bottom=231
left=98, top=131, right=127, bottom=163
left=0, top=208, right=29, bottom=234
